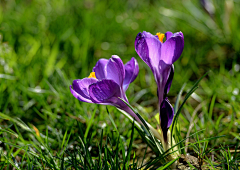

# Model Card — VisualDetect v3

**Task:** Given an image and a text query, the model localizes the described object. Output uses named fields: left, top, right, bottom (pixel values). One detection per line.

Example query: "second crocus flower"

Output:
left=135, top=31, right=184, bottom=141
left=70, top=55, right=140, bottom=122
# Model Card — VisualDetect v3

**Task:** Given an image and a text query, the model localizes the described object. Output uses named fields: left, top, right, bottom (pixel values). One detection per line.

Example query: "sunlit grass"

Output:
left=1, top=0, right=240, bottom=169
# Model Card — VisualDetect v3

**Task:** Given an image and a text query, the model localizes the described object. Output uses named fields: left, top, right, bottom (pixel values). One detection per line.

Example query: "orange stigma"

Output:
left=156, top=32, right=164, bottom=43
left=88, top=72, right=96, bottom=79
left=32, top=125, right=40, bottom=137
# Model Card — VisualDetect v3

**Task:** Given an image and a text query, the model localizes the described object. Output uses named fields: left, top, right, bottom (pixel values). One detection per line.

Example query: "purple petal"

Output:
left=123, top=57, right=139, bottom=91
left=106, top=55, right=125, bottom=87
left=165, top=31, right=173, bottom=40
left=161, top=32, right=184, bottom=65
left=156, top=60, right=172, bottom=105
left=89, top=79, right=121, bottom=104
left=135, top=31, right=162, bottom=71
left=164, top=64, right=174, bottom=96
left=92, top=59, right=108, bottom=80
left=70, top=78, right=98, bottom=103
left=117, top=100, right=141, bottom=122
left=88, top=79, right=140, bottom=122
left=160, top=98, right=174, bottom=142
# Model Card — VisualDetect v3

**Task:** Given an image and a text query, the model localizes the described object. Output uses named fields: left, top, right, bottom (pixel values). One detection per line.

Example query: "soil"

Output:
left=176, top=154, right=208, bottom=170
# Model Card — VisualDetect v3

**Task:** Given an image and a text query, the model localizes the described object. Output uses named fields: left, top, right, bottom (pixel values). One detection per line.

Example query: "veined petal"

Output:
left=70, top=78, right=98, bottom=103
left=93, top=58, right=108, bottom=80
left=123, top=57, right=139, bottom=92
left=135, top=31, right=162, bottom=71
left=165, top=31, right=173, bottom=40
left=160, top=98, right=174, bottom=142
left=156, top=60, right=172, bottom=104
left=164, top=64, right=174, bottom=96
left=106, top=55, right=125, bottom=87
left=70, top=86, right=93, bottom=103
left=161, top=32, right=184, bottom=65
left=89, top=79, right=121, bottom=104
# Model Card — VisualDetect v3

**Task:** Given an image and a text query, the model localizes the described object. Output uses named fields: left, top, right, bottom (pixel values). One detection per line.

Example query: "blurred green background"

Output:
left=1, top=0, right=240, bottom=164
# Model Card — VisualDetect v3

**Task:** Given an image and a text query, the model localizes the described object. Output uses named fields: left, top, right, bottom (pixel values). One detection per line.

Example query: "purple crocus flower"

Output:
left=70, top=55, right=140, bottom=121
left=135, top=31, right=184, bottom=141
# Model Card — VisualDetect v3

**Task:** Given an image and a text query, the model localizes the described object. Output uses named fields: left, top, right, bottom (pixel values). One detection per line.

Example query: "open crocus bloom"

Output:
left=70, top=55, right=139, bottom=121
left=135, top=31, right=184, bottom=141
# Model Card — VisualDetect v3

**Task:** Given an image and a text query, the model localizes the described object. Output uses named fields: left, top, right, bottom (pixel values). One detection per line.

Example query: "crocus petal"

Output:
left=135, top=31, right=162, bottom=71
left=156, top=60, right=172, bottom=104
left=164, top=64, right=174, bottom=97
left=106, top=55, right=125, bottom=87
left=89, top=79, right=121, bottom=104
left=70, top=78, right=98, bottom=103
left=161, top=32, right=184, bottom=65
left=160, top=98, right=174, bottom=142
left=123, top=57, right=139, bottom=91
left=70, top=86, right=93, bottom=103
left=165, top=31, right=173, bottom=40
left=117, top=100, right=141, bottom=122
left=92, top=59, right=108, bottom=80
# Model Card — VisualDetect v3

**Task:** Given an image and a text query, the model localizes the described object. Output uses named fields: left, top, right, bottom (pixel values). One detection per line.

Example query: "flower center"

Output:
left=156, top=32, right=164, bottom=43
left=88, top=72, right=96, bottom=79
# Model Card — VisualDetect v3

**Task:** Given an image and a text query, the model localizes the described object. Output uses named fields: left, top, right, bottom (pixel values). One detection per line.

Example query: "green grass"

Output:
left=1, top=0, right=240, bottom=169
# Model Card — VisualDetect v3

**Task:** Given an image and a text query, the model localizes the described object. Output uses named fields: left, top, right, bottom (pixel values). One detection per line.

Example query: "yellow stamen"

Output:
left=156, top=32, right=165, bottom=43
left=88, top=72, right=96, bottom=79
